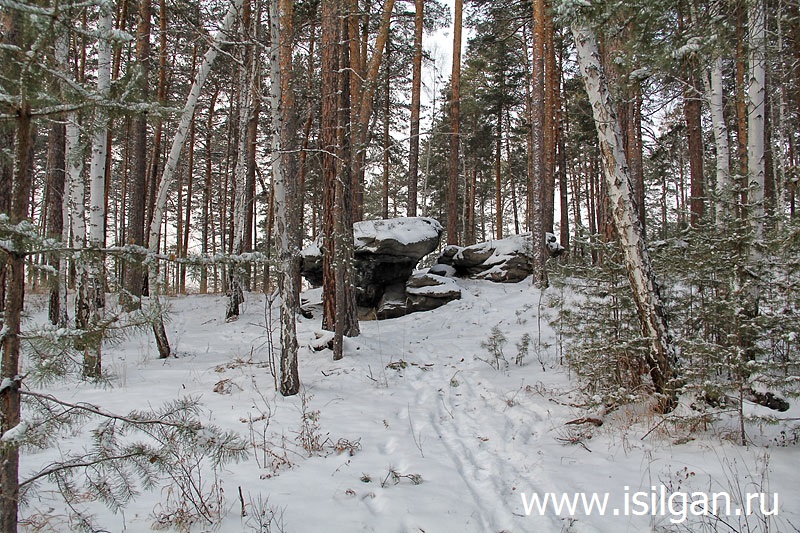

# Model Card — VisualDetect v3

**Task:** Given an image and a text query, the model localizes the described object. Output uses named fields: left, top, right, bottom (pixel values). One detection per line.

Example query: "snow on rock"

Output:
left=353, top=217, right=442, bottom=259
left=438, top=232, right=565, bottom=283
left=301, top=217, right=452, bottom=318
left=377, top=273, right=462, bottom=319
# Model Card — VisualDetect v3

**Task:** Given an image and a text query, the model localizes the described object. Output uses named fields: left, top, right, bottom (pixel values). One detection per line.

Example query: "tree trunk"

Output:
left=79, top=4, right=112, bottom=378
left=382, top=34, right=391, bottom=220
left=684, top=73, right=705, bottom=226
left=543, top=2, right=556, bottom=234
left=495, top=108, right=503, bottom=240
left=122, top=0, right=151, bottom=311
left=227, top=2, right=256, bottom=320
left=0, top=98, right=32, bottom=533
left=350, top=0, right=396, bottom=223
left=46, top=112, right=66, bottom=326
left=530, top=0, right=547, bottom=287
left=272, top=0, right=301, bottom=396
left=748, top=0, right=766, bottom=243
left=407, top=0, right=423, bottom=217
left=321, top=0, right=339, bottom=333
left=735, top=1, right=749, bottom=220
left=335, top=13, right=360, bottom=359
left=705, top=57, right=732, bottom=224
left=447, top=0, right=463, bottom=245
left=572, top=24, right=678, bottom=412
left=149, top=0, right=245, bottom=344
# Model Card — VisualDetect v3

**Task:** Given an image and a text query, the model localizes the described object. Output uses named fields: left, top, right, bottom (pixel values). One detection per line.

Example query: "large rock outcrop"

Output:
left=435, top=232, right=564, bottom=283
left=301, top=217, right=461, bottom=317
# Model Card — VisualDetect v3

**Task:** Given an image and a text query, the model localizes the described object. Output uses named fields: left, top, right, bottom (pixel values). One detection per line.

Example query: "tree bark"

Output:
left=684, top=71, right=705, bottom=226
left=705, top=57, right=732, bottom=224
left=46, top=109, right=66, bottom=325
left=447, top=0, right=463, bottom=245
left=572, top=24, right=678, bottom=412
left=748, top=0, right=766, bottom=243
left=0, top=98, right=31, bottom=533
left=79, top=4, right=112, bottom=378
left=407, top=0, right=424, bottom=217
left=271, top=0, right=301, bottom=396
left=530, top=0, right=547, bottom=287
left=122, top=0, right=151, bottom=310
left=321, top=0, right=340, bottom=333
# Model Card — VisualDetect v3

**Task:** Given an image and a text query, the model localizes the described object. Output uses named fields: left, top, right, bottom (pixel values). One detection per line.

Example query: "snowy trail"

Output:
left=20, top=280, right=800, bottom=533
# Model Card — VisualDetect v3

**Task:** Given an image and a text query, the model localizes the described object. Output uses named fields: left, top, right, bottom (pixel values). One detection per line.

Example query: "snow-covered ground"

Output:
left=19, top=277, right=800, bottom=532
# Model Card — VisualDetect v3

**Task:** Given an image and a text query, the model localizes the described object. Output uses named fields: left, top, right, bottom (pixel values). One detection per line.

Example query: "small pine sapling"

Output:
left=480, top=325, right=508, bottom=370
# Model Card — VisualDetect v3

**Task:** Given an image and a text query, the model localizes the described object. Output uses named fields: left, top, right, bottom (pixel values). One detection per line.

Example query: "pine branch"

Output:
left=20, top=390, right=200, bottom=431
left=20, top=451, right=147, bottom=489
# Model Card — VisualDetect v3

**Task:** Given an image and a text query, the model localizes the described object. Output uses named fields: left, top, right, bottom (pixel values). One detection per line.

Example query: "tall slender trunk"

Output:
left=706, top=57, right=732, bottom=224
left=148, top=0, right=245, bottom=354
left=321, top=0, right=340, bottom=332
left=350, top=0, right=396, bottom=223
left=407, top=0, right=423, bottom=217
left=736, top=1, right=749, bottom=220
left=78, top=4, right=112, bottom=378
left=227, top=1, right=256, bottom=320
left=382, top=34, right=391, bottom=219
left=447, top=0, right=463, bottom=245
left=1, top=98, right=32, bottom=533
left=123, top=0, right=151, bottom=310
left=572, top=24, right=677, bottom=411
left=748, top=0, right=766, bottom=243
left=543, top=1, right=556, bottom=234
left=272, top=0, right=300, bottom=396
left=530, top=0, right=547, bottom=286
left=495, top=107, right=503, bottom=240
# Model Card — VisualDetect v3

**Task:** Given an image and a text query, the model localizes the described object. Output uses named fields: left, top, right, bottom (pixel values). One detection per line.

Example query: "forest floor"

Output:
left=19, top=276, right=800, bottom=532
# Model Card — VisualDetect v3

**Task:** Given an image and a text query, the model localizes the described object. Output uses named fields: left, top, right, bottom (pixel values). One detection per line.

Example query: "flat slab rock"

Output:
left=376, top=273, right=461, bottom=320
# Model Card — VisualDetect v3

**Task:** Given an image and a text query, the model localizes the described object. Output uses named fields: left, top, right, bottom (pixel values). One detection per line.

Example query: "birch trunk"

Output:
left=79, top=4, right=112, bottom=378
left=148, top=0, right=245, bottom=253
left=226, top=11, right=254, bottom=321
left=705, top=57, right=732, bottom=224
left=271, top=0, right=300, bottom=396
left=147, top=0, right=244, bottom=352
left=572, top=24, right=678, bottom=411
left=747, top=0, right=766, bottom=244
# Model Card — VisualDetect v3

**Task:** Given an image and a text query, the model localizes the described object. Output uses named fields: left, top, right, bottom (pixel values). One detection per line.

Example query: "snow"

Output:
left=2, top=421, right=28, bottom=444
left=353, top=217, right=442, bottom=250
left=405, top=274, right=459, bottom=296
left=18, top=281, right=800, bottom=532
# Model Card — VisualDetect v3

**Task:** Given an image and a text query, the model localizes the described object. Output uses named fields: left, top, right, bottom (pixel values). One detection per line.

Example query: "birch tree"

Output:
left=76, top=3, right=113, bottom=378
left=571, top=23, right=678, bottom=412
left=705, top=57, right=732, bottom=224
left=147, top=0, right=245, bottom=352
left=270, top=0, right=300, bottom=396
left=747, top=0, right=766, bottom=244
left=226, top=2, right=256, bottom=321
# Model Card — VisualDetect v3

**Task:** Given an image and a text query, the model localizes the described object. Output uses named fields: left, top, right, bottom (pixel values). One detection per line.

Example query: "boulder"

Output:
left=436, top=232, right=565, bottom=283
left=376, top=273, right=461, bottom=319
left=301, top=217, right=460, bottom=318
